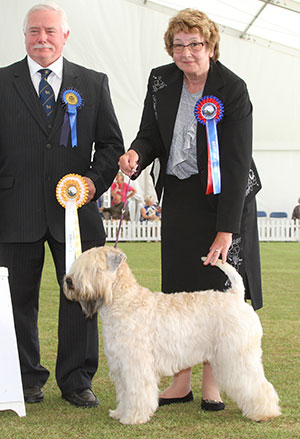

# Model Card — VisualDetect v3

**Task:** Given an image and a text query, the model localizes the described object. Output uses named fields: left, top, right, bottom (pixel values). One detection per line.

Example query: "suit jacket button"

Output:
left=46, top=143, right=51, bottom=149
left=200, top=168, right=205, bottom=175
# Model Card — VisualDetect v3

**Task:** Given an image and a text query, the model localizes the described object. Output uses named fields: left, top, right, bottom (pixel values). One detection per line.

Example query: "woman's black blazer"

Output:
left=130, top=60, right=261, bottom=235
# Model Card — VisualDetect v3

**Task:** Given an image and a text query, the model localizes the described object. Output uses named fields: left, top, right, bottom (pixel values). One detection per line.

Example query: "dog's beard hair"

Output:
left=64, top=271, right=114, bottom=306
left=79, top=297, right=103, bottom=318
left=64, top=247, right=120, bottom=306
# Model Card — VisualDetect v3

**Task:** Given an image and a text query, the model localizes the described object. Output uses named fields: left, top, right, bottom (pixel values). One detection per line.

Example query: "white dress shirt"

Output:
left=27, top=55, right=63, bottom=101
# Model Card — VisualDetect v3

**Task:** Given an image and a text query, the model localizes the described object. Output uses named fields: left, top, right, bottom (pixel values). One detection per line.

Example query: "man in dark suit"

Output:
left=0, top=3, right=124, bottom=407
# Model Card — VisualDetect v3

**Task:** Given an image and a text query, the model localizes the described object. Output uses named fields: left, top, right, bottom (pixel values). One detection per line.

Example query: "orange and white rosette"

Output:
left=56, top=174, right=88, bottom=273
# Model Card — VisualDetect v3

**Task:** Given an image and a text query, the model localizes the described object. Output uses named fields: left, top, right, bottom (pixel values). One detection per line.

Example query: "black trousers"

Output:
left=0, top=229, right=104, bottom=394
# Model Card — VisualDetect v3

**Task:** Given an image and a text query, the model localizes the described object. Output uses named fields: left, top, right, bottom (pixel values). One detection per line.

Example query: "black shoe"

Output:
left=201, top=398, right=225, bottom=411
left=159, top=390, right=194, bottom=407
left=62, top=388, right=99, bottom=408
left=23, top=386, right=44, bottom=403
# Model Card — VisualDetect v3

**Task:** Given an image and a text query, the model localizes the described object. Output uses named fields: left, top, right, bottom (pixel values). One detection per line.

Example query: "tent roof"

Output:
left=146, top=0, right=300, bottom=56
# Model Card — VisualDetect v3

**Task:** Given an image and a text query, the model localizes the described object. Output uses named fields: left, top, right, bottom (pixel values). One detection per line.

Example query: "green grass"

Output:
left=0, top=242, right=299, bottom=438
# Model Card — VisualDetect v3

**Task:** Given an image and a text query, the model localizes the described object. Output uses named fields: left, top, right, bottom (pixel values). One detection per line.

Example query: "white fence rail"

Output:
left=257, top=218, right=299, bottom=242
left=104, top=220, right=161, bottom=242
left=103, top=219, right=300, bottom=242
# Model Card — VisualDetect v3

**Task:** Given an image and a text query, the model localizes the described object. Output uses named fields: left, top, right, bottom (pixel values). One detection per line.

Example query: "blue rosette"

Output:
left=194, top=96, right=224, bottom=194
left=60, top=88, right=83, bottom=148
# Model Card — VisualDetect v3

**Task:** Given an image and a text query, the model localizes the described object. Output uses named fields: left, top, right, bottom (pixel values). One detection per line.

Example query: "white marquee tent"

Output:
left=1, top=0, right=300, bottom=216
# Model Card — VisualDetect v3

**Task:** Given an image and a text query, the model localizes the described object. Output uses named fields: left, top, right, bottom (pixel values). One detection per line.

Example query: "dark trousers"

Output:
left=0, top=230, right=104, bottom=394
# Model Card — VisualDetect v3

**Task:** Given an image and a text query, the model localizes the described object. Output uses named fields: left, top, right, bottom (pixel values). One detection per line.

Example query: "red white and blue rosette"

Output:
left=60, top=88, right=83, bottom=148
left=194, top=96, right=224, bottom=194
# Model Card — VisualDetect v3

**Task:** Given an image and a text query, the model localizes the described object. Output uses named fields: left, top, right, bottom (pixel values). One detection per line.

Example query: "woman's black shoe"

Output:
left=159, top=390, right=194, bottom=406
left=201, top=398, right=225, bottom=411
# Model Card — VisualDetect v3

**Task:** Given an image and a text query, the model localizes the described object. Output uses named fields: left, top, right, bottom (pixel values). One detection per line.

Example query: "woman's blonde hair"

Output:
left=164, top=8, right=220, bottom=61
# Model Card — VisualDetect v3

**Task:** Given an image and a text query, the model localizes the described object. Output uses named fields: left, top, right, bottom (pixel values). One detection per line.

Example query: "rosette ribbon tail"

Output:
left=65, top=200, right=82, bottom=273
left=68, top=104, right=78, bottom=148
left=56, top=173, right=88, bottom=273
left=59, top=106, right=77, bottom=148
left=205, top=118, right=221, bottom=195
left=194, top=95, right=224, bottom=195
left=60, top=113, right=70, bottom=147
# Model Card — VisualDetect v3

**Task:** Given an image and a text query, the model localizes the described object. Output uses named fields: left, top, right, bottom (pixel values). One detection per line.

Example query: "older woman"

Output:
left=119, top=8, right=262, bottom=411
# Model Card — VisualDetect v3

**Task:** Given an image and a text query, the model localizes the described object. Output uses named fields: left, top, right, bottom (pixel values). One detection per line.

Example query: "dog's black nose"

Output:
left=65, top=277, right=74, bottom=289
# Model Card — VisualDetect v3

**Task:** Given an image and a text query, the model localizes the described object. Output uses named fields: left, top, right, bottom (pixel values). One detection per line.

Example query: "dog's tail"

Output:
left=201, top=257, right=245, bottom=299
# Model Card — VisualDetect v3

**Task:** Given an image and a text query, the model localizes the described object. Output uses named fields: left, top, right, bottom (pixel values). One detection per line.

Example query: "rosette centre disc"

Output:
left=65, top=92, right=78, bottom=105
left=202, top=103, right=217, bottom=119
left=67, top=185, right=78, bottom=198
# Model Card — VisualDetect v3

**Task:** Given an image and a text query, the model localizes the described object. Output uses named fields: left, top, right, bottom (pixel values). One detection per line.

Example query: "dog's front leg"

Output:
left=109, top=353, right=159, bottom=424
left=109, top=376, right=126, bottom=421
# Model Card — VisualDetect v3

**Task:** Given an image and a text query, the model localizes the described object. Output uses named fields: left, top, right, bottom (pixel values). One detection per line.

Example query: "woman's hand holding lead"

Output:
left=118, top=150, right=139, bottom=176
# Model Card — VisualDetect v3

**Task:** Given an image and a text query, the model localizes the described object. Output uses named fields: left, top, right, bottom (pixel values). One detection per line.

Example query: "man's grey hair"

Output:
left=23, top=2, right=70, bottom=34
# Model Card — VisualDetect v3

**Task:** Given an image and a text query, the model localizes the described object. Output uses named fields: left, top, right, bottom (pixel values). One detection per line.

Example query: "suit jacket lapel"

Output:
left=156, top=64, right=183, bottom=153
left=13, top=58, right=49, bottom=135
left=203, top=60, right=225, bottom=96
left=50, top=58, right=79, bottom=138
left=12, top=57, right=79, bottom=138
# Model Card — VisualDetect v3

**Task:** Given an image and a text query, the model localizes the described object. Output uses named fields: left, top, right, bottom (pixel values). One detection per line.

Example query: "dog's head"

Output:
left=63, top=246, right=126, bottom=318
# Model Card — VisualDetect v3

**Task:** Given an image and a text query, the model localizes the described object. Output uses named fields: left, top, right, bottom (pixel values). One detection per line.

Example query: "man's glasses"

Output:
left=172, top=42, right=205, bottom=54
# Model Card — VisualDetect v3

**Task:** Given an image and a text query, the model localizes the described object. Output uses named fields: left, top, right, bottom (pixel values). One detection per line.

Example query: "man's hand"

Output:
left=83, top=177, right=96, bottom=204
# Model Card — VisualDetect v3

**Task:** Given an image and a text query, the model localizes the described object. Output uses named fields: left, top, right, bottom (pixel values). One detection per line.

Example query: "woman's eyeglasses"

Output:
left=172, top=42, right=205, bottom=54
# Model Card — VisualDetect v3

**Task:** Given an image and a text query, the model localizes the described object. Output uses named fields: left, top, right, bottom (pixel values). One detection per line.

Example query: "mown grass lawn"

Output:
left=0, top=241, right=299, bottom=439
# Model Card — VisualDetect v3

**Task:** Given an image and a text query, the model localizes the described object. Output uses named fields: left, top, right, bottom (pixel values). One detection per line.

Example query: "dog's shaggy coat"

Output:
left=63, top=246, right=281, bottom=424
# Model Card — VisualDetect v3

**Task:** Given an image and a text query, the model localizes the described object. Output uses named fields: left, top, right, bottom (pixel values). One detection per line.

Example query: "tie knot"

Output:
left=39, top=69, right=52, bottom=79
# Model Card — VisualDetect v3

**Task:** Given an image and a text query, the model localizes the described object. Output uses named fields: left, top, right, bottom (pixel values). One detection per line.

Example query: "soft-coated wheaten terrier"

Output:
left=63, top=246, right=281, bottom=425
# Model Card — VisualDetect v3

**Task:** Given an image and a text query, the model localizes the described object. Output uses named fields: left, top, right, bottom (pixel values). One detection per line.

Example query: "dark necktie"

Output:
left=38, top=69, right=55, bottom=117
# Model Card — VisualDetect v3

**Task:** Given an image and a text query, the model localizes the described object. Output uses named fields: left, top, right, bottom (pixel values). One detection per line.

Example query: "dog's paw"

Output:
left=119, top=414, right=151, bottom=425
left=248, top=409, right=281, bottom=422
left=109, top=409, right=121, bottom=420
